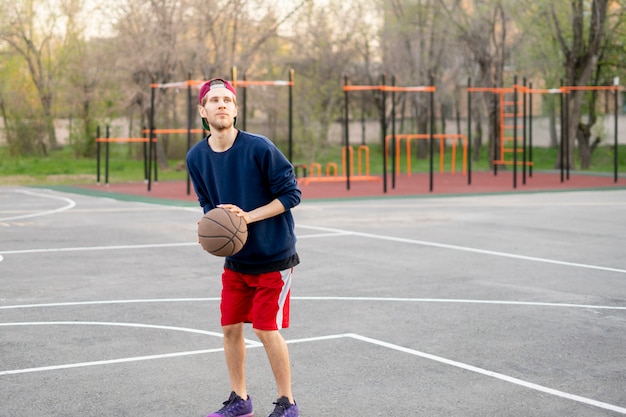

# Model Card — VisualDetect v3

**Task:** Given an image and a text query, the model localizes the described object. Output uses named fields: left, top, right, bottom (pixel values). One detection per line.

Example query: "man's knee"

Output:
left=223, top=323, right=244, bottom=340
left=253, top=328, right=280, bottom=343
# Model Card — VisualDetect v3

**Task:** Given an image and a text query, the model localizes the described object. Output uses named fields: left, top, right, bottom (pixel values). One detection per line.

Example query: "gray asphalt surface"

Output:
left=1, top=186, right=625, bottom=416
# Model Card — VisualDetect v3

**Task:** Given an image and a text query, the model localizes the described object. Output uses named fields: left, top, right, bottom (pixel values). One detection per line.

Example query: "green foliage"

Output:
left=69, top=118, right=99, bottom=158
left=4, top=117, right=46, bottom=157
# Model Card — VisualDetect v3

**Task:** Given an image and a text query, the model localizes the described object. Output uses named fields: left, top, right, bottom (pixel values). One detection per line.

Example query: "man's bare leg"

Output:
left=223, top=323, right=248, bottom=399
left=254, top=329, right=294, bottom=404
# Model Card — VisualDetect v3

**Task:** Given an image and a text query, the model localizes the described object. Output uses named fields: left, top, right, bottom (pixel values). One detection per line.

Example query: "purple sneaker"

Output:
left=207, top=391, right=254, bottom=417
left=267, top=397, right=298, bottom=417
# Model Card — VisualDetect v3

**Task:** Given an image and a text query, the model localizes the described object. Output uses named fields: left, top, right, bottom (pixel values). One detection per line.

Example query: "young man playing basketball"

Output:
left=186, top=78, right=301, bottom=417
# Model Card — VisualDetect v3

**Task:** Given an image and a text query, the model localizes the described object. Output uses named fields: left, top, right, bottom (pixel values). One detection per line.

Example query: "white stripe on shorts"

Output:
left=276, top=268, right=293, bottom=330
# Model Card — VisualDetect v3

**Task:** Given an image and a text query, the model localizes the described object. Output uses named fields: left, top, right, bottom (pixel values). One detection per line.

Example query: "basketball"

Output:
left=198, top=207, right=248, bottom=257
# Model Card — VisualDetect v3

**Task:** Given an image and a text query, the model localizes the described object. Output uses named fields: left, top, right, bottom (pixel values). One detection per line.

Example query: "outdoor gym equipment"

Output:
left=95, top=125, right=151, bottom=186
left=467, top=76, right=621, bottom=189
left=146, top=67, right=295, bottom=194
left=343, top=75, right=443, bottom=193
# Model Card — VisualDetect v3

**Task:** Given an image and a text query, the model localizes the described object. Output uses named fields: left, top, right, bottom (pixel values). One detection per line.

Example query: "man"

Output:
left=186, top=78, right=301, bottom=417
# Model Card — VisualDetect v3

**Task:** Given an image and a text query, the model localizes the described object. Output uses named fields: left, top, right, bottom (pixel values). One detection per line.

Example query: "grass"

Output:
left=0, top=145, right=188, bottom=186
left=1, top=142, right=625, bottom=187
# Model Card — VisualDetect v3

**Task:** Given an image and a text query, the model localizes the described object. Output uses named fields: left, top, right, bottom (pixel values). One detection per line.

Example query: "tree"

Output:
left=382, top=0, right=451, bottom=160
left=545, top=0, right=612, bottom=169
left=437, top=0, right=511, bottom=164
left=0, top=0, right=68, bottom=153
left=284, top=0, right=376, bottom=164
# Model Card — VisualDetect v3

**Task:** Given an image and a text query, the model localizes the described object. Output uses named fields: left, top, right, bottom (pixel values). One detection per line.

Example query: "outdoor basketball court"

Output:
left=1, top=185, right=625, bottom=416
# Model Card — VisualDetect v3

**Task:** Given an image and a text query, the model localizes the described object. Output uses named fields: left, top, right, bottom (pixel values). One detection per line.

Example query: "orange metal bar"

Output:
left=309, top=162, right=322, bottom=177
left=326, top=162, right=338, bottom=176
left=357, top=145, right=370, bottom=176
left=96, top=137, right=152, bottom=143
left=439, top=138, right=445, bottom=173
left=462, top=137, right=467, bottom=175
left=344, top=85, right=436, bottom=92
left=563, top=86, right=619, bottom=92
left=467, top=87, right=514, bottom=93
left=451, top=140, right=456, bottom=174
left=299, top=145, right=373, bottom=184
left=298, top=175, right=381, bottom=186
left=382, top=86, right=436, bottom=93
left=343, top=85, right=382, bottom=91
left=526, top=88, right=565, bottom=94
left=384, top=134, right=468, bottom=176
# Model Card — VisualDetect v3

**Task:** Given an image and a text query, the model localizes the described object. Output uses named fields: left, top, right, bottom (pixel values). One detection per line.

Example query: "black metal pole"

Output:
left=142, top=127, right=148, bottom=181
left=391, top=75, right=396, bottom=189
left=186, top=73, right=192, bottom=195
left=381, top=74, right=387, bottom=193
left=513, top=75, right=518, bottom=189
left=493, top=87, right=498, bottom=176
left=522, top=78, right=527, bottom=185
left=148, top=85, right=155, bottom=191
left=289, top=69, right=294, bottom=163
left=565, top=88, right=571, bottom=181
left=105, top=125, right=110, bottom=186
left=153, top=129, right=158, bottom=184
left=529, top=82, right=534, bottom=177
left=456, top=106, right=462, bottom=179
left=344, top=75, right=350, bottom=191
left=361, top=97, right=366, bottom=145
left=429, top=74, right=435, bottom=192
left=560, top=80, right=565, bottom=182
left=242, top=72, right=247, bottom=131
left=96, top=125, right=101, bottom=184
left=565, top=86, right=570, bottom=181
left=615, top=83, right=619, bottom=183
left=467, top=78, right=472, bottom=184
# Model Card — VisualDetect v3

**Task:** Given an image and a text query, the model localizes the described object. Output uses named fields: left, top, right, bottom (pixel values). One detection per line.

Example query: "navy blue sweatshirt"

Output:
left=186, top=130, right=301, bottom=274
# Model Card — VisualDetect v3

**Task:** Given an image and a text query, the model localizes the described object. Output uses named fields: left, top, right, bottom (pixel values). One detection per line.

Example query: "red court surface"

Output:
left=78, top=170, right=626, bottom=203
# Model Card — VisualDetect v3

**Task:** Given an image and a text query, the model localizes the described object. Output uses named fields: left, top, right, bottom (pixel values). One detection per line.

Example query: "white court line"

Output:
left=298, top=224, right=626, bottom=274
left=0, top=326, right=623, bottom=414
left=0, top=190, right=76, bottom=221
left=0, top=242, right=197, bottom=256
left=0, top=321, right=230, bottom=338
left=298, top=231, right=352, bottom=239
left=1, top=222, right=622, bottom=276
left=0, top=298, right=220, bottom=310
left=0, top=320, right=262, bottom=377
left=347, top=333, right=626, bottom=415
left=0, top=332, right=346, bottom=377
left=1, top=297, right=625, bottom=311
left=296, top=296, right=626, bottom=311
left=0, top=233, right=342, bottom=257
left=0, top=347, right=227, bottom=376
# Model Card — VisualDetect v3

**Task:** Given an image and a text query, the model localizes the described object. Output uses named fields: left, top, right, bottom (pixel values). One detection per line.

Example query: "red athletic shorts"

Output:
left=220, top=268, right=292, bottom=330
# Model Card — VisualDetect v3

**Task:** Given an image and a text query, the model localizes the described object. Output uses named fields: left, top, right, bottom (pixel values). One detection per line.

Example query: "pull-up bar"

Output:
left=468, top=79, right=621, bottom=186
left=95, top=125, right=152, bottom=186
left=385, top=133, right=468, bottom=176
left=343, top=75, right=437, bottom=193
left=230, top=67, right=295, bottom=162
left=146, top=68, right=295, bottom=194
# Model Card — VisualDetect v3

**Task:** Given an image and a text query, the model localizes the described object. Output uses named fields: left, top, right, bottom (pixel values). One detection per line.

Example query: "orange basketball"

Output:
left=198, top=207, right=248, bottom=257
